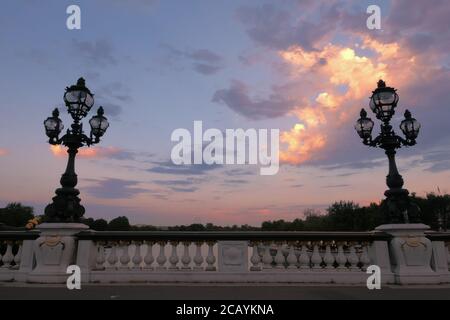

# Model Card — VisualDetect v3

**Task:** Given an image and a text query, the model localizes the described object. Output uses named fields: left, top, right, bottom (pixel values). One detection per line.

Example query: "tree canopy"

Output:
left=1, top=193, right=449, bottom=231
left=0, top=203, right=34, bottom=227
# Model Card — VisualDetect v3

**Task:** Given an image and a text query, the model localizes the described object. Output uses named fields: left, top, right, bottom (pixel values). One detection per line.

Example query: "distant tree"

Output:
left=187, top=224, right=206, bottom=231
left=326, top=201, right=361, bottom=231
left=91, top=219, right=108, bottom=231
left=107, top=216, right=131, bottom=231
left=132, top=225, right=158, bottom=231
left=0, top=203, right=34, bottom=227
left=81, top=217, right=95, bottom=228
left=414, top=193, right=450, bottom=230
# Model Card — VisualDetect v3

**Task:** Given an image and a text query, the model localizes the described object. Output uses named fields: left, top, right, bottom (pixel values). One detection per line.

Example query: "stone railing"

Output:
left=0, top=224, right=449, bottom=285
left=75, top=230, right=391, bottom=284
left=0, top=231, right=39, bottom=282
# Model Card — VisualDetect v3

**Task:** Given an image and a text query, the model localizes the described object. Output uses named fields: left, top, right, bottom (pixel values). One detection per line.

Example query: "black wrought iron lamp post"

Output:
left=355, top=80, right=421, bottom=224
left=43, top=78, right=109, bottom=222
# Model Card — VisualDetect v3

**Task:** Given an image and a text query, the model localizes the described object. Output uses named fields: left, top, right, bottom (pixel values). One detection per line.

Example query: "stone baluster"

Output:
left=323, top=242, right=335, bottom=270
left=95, top=242, right=106, bottom=270
left=181, top=242, right=192, bottom=270
left=445, top=243, right=450, bottom=270
left=262, top=242, right=273, bottom=269
left=274, top=242, right=286, bottom=269
left=13, top=242, right=22, bottom=269
left=250, top=241, right=262, bottom=271
left=156, top=241, right=167, bottom=270
left=132, top=241, right=143, bottom=269
left=298, top=243, right=311, bottom=270
left=144, top=241, right=155, bottom=270
left=107, top=242, right=118, bottom=269
left=193, top=242, right=204, bottom=271
left=169, top=241, right=179, bottom=270
left=311, top=242, right=322, bottom=270
left=359, top=243, right=371, bottom=271
left=120, top=242, right=131, bottom=269
left=205, top=241, right=216, bottom=271
left=336, top=242, right=347, bottom=271
left=347, top=243, right=359, bottom=270
left=286, top=242, right=298, bottom=270
left=1, top=241, right=14, bottom=269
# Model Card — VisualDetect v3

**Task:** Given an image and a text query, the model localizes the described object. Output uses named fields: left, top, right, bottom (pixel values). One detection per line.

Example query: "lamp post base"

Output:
left=375, top=224, right=440, bottom=284
left=383, top=188, right=421, bottom=224
left=27, top=223, right=89, bottom=284
left=44, top=187, right=85, bottom=223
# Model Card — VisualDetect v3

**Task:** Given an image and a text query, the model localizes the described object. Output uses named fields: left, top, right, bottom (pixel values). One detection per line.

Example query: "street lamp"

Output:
left=355, top=80, right=421, bottom=224
left=43, top=78, right=109, bottom=222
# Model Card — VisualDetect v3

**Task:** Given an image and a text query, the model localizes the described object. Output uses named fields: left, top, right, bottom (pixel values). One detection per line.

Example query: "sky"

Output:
left=1, top=0, right=450, bottom=226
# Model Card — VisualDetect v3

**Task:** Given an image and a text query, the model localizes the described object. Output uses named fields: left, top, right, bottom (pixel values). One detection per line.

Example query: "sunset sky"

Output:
left=1, top=0, right=450, bottom=226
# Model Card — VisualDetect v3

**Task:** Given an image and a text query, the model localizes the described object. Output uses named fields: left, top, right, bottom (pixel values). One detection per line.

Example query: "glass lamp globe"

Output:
left=63, top=78, right=95, bottom=121
left=89, top=107, right=109, bottom=138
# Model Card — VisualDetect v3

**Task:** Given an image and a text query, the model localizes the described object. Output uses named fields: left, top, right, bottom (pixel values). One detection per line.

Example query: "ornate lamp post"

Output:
left=355, top=80, right=421, bottom=223
left=43, top=78, right=109, bottom=222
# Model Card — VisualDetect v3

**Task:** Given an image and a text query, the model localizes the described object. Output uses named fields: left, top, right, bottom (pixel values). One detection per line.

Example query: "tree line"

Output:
left=1, top=193, right=449, bottom=231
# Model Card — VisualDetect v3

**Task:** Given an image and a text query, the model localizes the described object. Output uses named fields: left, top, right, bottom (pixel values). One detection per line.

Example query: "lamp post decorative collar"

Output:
left=355, top=80, right=421, bottom=224
left=43, top=78, right=110, bottom=222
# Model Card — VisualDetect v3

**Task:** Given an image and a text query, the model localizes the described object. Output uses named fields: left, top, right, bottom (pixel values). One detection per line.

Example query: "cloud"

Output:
left=101, top=103, right=122, bottom=118
left=321, top=158, right=386, bottom=171
left=162, top=45, right=225, bottom=75
left=72, top=39, right=117, bottom=67
left=193, top=64, right=222, bottom=76
left=97, top=82, right=133, bottom=103
left=227, top=1, right=450, bottom=168
left=415, top=149, right=450, bottom=173
left=168, top=186, right=198, bottom=193
left=383, top=0, right=450, bottom=54
left=236, top=2, right=338, bottom=51
left=280, top=124, right=327, bottom=165
left=212, top=80, right=294, bottom=119
left=224, top=168, right=256, bottom=176
left=148, top=160, right=221, bottom=176
left=50, top=146, right=135, bottom=160
left=153, top=178, right=203, bottom=193
left=0, top=149, right=8, bottom=156
left=223, top=179, right=249, bottom=185
left=93, top=82, right=134, bottom=119
left=321, top=184, right=350, bottom=189
left=85, top=178, right=148, bottom=199
left=101, top=0, right=158, bottom=9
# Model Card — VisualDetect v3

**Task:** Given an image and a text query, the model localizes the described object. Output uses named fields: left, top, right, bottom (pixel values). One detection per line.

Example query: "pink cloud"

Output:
left=0, top=148, right=8, bottom=156
left=50, top=145, right=130, bottom=159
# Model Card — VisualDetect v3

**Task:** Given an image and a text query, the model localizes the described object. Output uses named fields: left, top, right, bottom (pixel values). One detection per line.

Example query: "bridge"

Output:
left=1, top=223, right=449, bottom=287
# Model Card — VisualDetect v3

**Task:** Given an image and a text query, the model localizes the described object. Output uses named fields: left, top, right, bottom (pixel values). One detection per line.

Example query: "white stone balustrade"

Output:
left=0, top=239, right=28, bottom=282
left=249, top=241, right=371, bottom=271
left=447, top=242, right=450, bottom=271
left=0, top=228, right=449, bottom=284
left=93, top=240, right=217, bottom=271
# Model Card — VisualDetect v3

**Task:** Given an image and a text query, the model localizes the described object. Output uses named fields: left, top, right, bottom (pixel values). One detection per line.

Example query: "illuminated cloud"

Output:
left=280, top=124, right=326, bottom=165
left=0, top=149, right=8, bottom=156
left=276, top=35, right=432, bottom=165
left=230, top=1, right=450, bottom=167
left=50, top=145, right=132, bottom=160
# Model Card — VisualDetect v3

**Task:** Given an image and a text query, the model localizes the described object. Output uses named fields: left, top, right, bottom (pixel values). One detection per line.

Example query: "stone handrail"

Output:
left=72, top=230, right=395, bottom=284
left=0, top=225, right=449, bottom=285
left=76, top=230, right=392, bottom=241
